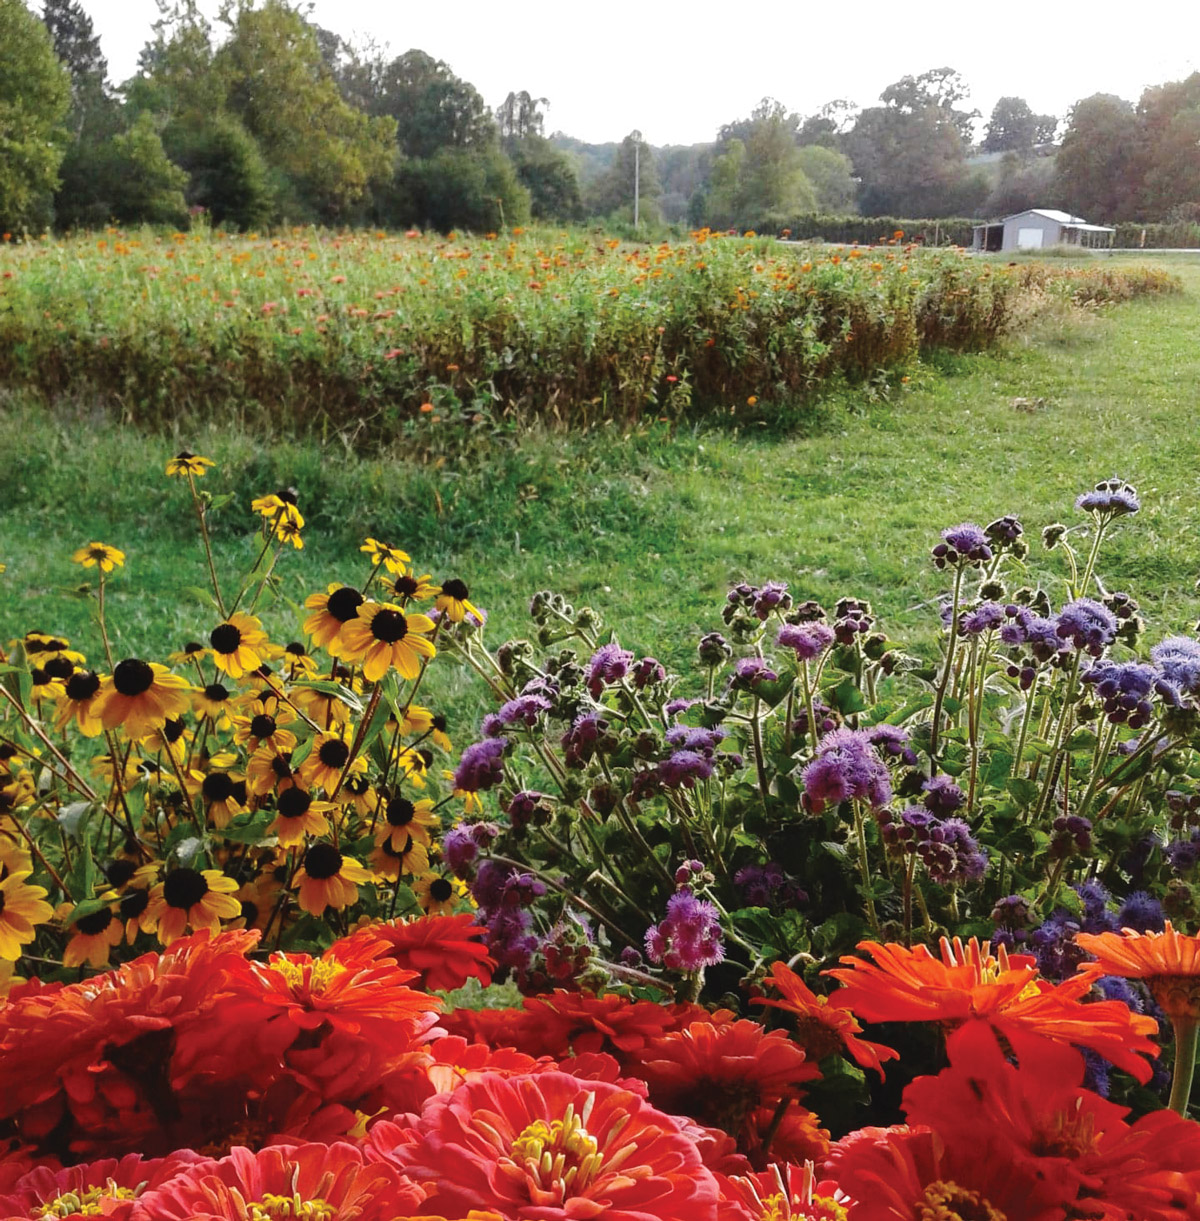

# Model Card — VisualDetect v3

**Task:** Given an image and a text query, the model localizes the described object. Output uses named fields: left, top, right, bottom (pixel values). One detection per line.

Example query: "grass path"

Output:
left=2, top=258, right=1199, bottom=726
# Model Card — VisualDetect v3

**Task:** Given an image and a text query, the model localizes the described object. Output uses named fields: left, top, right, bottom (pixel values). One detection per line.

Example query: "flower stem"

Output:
left=1169, top=1017, right=1198, bottom=1117
left=929, top=566, right=964, bottom=763
left=852, top=801, right=880, bottom=935
left=186, top=471, right=227, bottom=618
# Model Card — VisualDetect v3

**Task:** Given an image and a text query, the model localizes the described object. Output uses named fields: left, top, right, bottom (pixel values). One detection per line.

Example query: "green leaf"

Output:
left=183, top=585, right=220, bottom=609
left=221, top=810, right=275, bottom=843
left=66, top=836, right=98, bottom=903
left=1006, top=777, right=1040, bottom=807
left=829, top=676, right=868, bottom=716
left=56, top=800, right=94, bottom=838
left=66, top=897, right=112, bottom=927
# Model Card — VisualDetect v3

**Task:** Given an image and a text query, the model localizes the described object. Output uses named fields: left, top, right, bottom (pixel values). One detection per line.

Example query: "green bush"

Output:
left=753, top=213, right=979, bottom=247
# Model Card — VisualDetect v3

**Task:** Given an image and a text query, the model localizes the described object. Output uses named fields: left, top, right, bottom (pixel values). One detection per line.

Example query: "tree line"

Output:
left=4, top=0, right=1200, bottom=236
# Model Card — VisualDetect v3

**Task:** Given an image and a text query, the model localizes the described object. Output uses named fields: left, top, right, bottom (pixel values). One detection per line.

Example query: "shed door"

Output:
left=1017, top=227, right=1044, bottom=249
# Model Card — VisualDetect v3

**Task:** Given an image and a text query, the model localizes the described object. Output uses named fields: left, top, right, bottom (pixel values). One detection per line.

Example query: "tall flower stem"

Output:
left=750, top=698, right=770, bottom=806
left=96, top=570, right=115, bottom=671
left=852, top=801, right=880, bottom=935
left=186, top=470, right=227, bottom=618
left=1034, top=651, right=1083, bottom=822
left=1169, top=1017, right=1198, bottom=1117
left=929, top=566, right=964, bottom=763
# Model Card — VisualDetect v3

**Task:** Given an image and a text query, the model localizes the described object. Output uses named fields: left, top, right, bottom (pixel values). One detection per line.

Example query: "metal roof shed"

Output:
left=972, top=209, right=1115, bottom=252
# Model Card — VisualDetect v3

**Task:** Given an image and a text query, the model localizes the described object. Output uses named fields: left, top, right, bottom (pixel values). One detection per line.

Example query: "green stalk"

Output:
left=929, top=565, right=964, bottom=763
left=1169, top=1017, right=1198, bottom=1117
left=852, top=801, right=880, bottom=935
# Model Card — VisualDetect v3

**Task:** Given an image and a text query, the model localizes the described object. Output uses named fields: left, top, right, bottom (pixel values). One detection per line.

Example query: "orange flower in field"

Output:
left=340, top=913, right=494, bottom=993
left=753, top=961, right=898, bottom=1078
left=1076, top=921, right=1200, bottom=1020
left=208, top=612, right=268, bottom=679
left=826, top=937, right=1160, bottom=1083
left=293, top=843, right=373, bottom=915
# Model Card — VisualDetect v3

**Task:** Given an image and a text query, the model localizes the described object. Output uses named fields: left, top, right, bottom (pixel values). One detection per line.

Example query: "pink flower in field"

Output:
left=260, top=301, right=278, bottom=314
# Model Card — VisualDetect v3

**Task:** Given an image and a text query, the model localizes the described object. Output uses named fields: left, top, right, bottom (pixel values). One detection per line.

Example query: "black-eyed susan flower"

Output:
left=21, top=632, right=85, bottom=664
left=165, top=451, right=214, bottom=478
left=300, top=727, right=365, bottom=796
left=342, top=772, right=378, bottom=818
left=267, top=785, right=333, bottom=847
left=231, top=708, right=297, bottom=753
left=281, top=641, right=318, bottom=677
left=390, top=702, right=451, bottom=751
left=200, top=770, right=246, bottom=829
left=247, top=744, right=297, bottom=796
left=434, top=578, right=480, bottom=623
left=168, top=640, right=210, bottom=667
left=145, top=715, right=191, bottom=762
left=391, top=567, right=438, bottom=603
left=294, top=843, right=372, bottom=915
left=360, top=538, right=411, bottom=573
left=63, top=904, right=123, bottom=968
left=142, top=867, right=240, bottom=945
left=374, top=794, right=439, bottom=853
left=94, top=659, right=192, bottom=740
left=118, top=882, right=153, bottom=942
left=251, top=488, right=299, bottom=519
left=193, top=680, right=239, bottom=728
left=209, top=613, right=269, bottom=679
left=28, top=666, right=65, bottom=703
left=274, top=512, right=305, bottom=550
left=370, top=833, right=429, bottom=881
left=413, top=872, right=459, bottom=916
left=339, top=602, right=436, bottom=682
left=290, top=678, right=357, bottom=727
left=0, top=871, right=54, bottom=960
left=71, top=542, right=126, bottom=573
left=303, top=584, right=365, bottom=654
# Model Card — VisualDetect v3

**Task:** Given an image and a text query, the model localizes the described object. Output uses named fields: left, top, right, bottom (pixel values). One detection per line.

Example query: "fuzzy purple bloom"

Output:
left=1118, top=891, right=1166, bottom=932
left=561, top=712, right=613, bottom=768
left=1076, top=478, right=1140, bottom=518
left=1057, top=598, right=1118, bottom=655
left=960, top=601, right=1006, bottom=636
left=658, top=749, right=715, bottom=789
left=631, top=656, right=667, bottom=689
left=753, top=581, right=792, bottom=620
left=866, top=723, right=917, bottom=765
left=776, top=621, right=835, bottom=661
left=932, top=523, right=992, bottom=568
left=1152, top=636, right=1200, bottom=697
left=492, top=693, right=552, bottom=731
left=442, top=825, right=480, bottom=875
left=665, top=725, right=728, bottom=755
left=732, top=656, right=779, bottom=689
left=922, top=774, right=966, bottom=817
left=586, top=642, right=634, bottom=697
left=453, top=737, right=508, bottom=792
left=644, top=887, right=725, bottom=972
left=801, top=728, right=892, bottom=811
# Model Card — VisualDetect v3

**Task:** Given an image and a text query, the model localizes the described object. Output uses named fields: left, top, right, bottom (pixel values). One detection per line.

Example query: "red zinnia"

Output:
left=753, top=961, right=898, bottom=1078
left=718, top=1162, right=846, bottom=1221
left=389, top=1070, right=722, bottom=1220
left=337, top=913, right=494, bottom=992
left=825, top=936, right=1159, bottom=1082
left=130, top=1141, right=423, bottom=1221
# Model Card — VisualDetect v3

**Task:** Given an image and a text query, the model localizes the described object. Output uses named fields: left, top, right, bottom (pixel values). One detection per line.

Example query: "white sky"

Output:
left=81, top=0, right=1200, bottom=146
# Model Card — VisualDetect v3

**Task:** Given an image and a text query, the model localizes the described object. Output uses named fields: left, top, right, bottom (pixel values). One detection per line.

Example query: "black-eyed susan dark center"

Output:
left=183, top=641, right=204, bottom=655
left=162, top=717, right=186, bottom=743
left=370, top=609, right=408, bottom=643
left=113, top=659, right=154, bottom=697
left=285, top=642, right=307, bottom=657
left=381, top=835, right=413, bottom=860
left=76, top=907, right=116, bottom=936
left=393, top=574, right=419, bottom=597
left=30, top=667, right=51, bottom=686
left=271, top=753, right=294, bottom=778
left=345, top=774, right=370, bottom=796
left=163, top=868, right=209, bottom=909
left=210, top=623, right=242, bottom=655
left=317, top=738, right=351, bottom=769
left=250, top=714, right=277, bottom=739
left=386, top=796, right=415, bottom=827
left=442, top=579, right=470, bottom=600
left=277, top=787, right=312, bottom=819
left=44, top=656, right=74, bottom=680
left=105, top=858, right=137, bottom=888
left=240, top=899, right=258, bottom=925
left=430, top=877, right=454, bottom=903
left=120, top=888, right=150, bottom=920
left=326, top=587, right=364, bottom=622
left=202, top=772, right=235, bottom=803
left=204, top=682, right=231, bottom=703
left=432, top=714, right=448, bottom=732
left=303, top=842, right=342, bottom=879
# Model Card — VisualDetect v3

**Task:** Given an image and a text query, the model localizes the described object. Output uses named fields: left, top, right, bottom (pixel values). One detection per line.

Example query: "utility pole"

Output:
left=631, top=129, right=641, bottom=230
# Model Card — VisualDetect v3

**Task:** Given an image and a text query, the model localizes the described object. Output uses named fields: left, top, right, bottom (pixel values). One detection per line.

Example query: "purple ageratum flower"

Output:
left=1076, top=478, right=1140, bottom=518
left=960, top=601, right=1006, bottom=636
left=586, top=642, right=633, bottom=697
left=1118, top=891, right=1166, bottom=933
left=1166, top=829, right=1200, bottom=873
left=1081, top=660, right=1157, bottom=728
left=1030, top=910, right=1086, bottom=980
left=865, top=723, right=917, bottom=765
left=658, top=749, right=715, bottom=789
left=932, top=523, right=992, bottom=569
left=800, top=728, right=892, bottom=811
left=453, top=737, right=508, bottom=793
left=665, top=725, right=728, bottom=756
left=1152, top=636, right=1200, bottom=697
left=490, top=693, right=553, bottom=732
left=644, top=887, right=725, bottom=972
left=631, top=656, right=667, bottom=689
left=483, top=905, right=538, bottom=971
left=443, top=824, right=480, bottom=876
left=732, top=656, right=778, bottom=690
left=985, top=515, right=1024, bottom=545
left=921, top=818, right=988, bottom=885
left=991, top=894, right=1033, bottom=928
left=665, top=697, right=701, bottom=717
left=561, top=712, right=612, bottom=768
left=776, top=621, right=835, bottom=661
left=1056, top=599, right=1117, bottom=656
left=753, top=581, right=792, bottom=620
left=922, top=774, right=965, bottom=817
left=734, top=863, right=808, bottom=909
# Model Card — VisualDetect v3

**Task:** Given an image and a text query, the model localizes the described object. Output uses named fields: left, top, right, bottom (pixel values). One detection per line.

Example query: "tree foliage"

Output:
left=0, top=0, right=70, bottom=233
left=585, top=131, right=660, bottom=219
left=982, top=96, right=1057, bottom=153
left=1053, top=94, right=1138, bottom=220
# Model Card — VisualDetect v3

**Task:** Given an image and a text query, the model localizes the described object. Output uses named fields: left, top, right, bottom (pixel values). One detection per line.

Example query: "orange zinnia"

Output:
left=753, top=961, right=898, bottom=1078
left=826, top=936, right=1159, bottom=1083
left=1076, top=921, right=1200, bottom=1021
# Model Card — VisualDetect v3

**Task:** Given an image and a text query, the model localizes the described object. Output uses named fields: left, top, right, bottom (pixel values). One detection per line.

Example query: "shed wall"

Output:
left=1001, top=213, right=1061, bottom=250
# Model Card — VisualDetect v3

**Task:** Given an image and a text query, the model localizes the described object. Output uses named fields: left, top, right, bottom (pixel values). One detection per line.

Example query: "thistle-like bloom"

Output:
left=1057, top=598, right=1118, bottom=655
left=94, top=660, right=192, bottom=739
left=453, top=737, right=508, bottom=793
left=208, top=612, right=269, bottom=679
left=338, top=601, right=437, bottom=681
left=931, top=523, right=991, bottom=568
left=645, top=888, right=724, bottom=972
left=777, top=621, right=835, bottom=661
left=389, top=1070, right=722, bottom=1220
left=752, top=961, right=898, bottom=1077
left=800, top=729, right=892, bottom=812
left=1076, top=477, right=1140, bottom=517
left=71, top=542, right=126, bottom=572
left=586, top=641, right=634, bottom=696
left=164, top=451, right=214, bottom=478
left=826, top=936, right=1160, bottom=1082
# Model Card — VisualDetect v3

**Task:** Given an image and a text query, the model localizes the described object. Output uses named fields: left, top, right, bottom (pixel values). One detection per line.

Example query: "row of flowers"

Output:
left=0, top=920, right=1199, bottom=1219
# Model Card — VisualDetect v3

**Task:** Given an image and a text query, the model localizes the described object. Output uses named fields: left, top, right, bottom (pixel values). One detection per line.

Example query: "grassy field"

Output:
left=2, top=253, right=1199, bottom=729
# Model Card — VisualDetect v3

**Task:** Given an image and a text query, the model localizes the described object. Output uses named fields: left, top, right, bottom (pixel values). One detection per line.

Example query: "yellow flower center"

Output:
left=270, top=956, right=347, bottom=993
left=759, top=1193, right=787, bottom=1221
left=35, top=1183, right=140, bottom=1217
left=1031, top=1109, right=1100, bottom=1160
left=245, top=1192, right=334, bottom=1220
left=916, top=1180, right=1006, bottom=1221
left=508, top=1102, right=605, bottom=1198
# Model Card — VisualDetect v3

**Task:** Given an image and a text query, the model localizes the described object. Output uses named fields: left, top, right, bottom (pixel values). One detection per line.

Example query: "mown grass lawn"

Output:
left=3, top=254, right=1199, bottom=729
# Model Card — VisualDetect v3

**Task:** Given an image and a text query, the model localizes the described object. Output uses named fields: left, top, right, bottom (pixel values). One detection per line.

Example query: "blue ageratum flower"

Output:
left=1056, top=598, right=1118, bottom=655
left=931, top=523, right=992, bottom=569
left=1076, top=478, right=1140, bottom=518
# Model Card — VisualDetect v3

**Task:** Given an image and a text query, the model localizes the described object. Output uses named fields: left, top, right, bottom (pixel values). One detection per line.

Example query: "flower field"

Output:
left=3, top=448, right=1200, bottom=1218
left=0, top=227, right=1178, bottom=435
